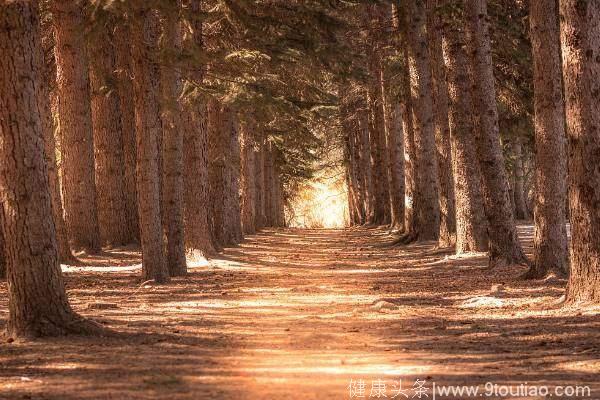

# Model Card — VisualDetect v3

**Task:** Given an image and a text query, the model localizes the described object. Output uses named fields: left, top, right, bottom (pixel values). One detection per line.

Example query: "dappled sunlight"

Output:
left=1, top=224, right=599, bottom=399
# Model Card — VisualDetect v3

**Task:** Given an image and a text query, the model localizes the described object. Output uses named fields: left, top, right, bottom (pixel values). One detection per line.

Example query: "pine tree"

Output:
left=560, top=0, right=600, bottom=303
left=0, top=1, right=100, bottom=338
left=51, top=0, right=101, bottom=253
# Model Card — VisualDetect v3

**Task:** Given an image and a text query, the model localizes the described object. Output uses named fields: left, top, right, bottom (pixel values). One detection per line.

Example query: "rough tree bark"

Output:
left=560, top=0, right=600, bottom=302
left=114, top=25, right=140, bottom=244
left=0, top=2, right=100, bottom=338
left=441, top=1, right=489, bottom=253
left=130, top=10, right=169, bottom=283
left=241, top=121, right=257, bottom=234
left=263, top=142, right=275, bottom=227
left=464, top=0, right=526, bottom=266
left=181, top=0, right=216, bottom=257
left=223, top=109, right=243, bottom=243
left=357, top=105, right=374, bottom=224
left=51, top=0, right=101, bottom=253
left=406, top=0, right=440, bottom=240
left=381, top=76, right=405, bottom=230
left=427, top=0, right=456, bottom=246
left=41, top=21, right=73, bottom=263
left=160, top=16, right=187, bottom=276
left=0, top=228, right=5, bottom=280
left=89, top=22, right=129, bottom=247
left=525, top=0, right=568, bottom=278
left=208, top=99, right=228, bottom=245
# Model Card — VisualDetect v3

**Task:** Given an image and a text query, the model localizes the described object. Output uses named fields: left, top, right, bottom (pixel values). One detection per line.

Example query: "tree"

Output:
left=254, top=139, right=267, bottom=229
left=406, top=0, right=440, bottom=241
left=560, top=0, right=600, bottom=303
left=0, top=1, right=99, bottom=338
left=241, top=120, right=257, bottom=234
left=114, top=24, right=140, bottom=244
left=130, top=9, right=169, bottom=283
left=525, top=0, right=568, bottom=278
left=427, top=0, right=456, bottom=246
left=181, top=0, right=216, bottom=257
left=160, top=14, right=187, bottom=276
left=223, top=109, right=243, bottom=242
left=0, top=228, right=5, bottom=280
left=464, top=0, right=526, bottom=266
left=89, top=19, right=129, bottom=246
left=51, top=0, right=101, bottom=253
left=441, top=0, right=489, bottom=253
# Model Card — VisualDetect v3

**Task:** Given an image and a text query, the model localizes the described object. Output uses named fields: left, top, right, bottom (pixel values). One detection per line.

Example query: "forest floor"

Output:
left=1, top=225, right=600, bottom=399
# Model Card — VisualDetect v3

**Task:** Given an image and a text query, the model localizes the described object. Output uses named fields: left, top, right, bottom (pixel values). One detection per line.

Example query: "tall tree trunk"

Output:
left=0, top=2, right=99, bottom=338
left=263, top=142, right=275, bottom=227
left=525, top=0, right=568, bottom=279
left=222, top=109, right=243, bottom=243
left=241, top=122, right=257, bottom=235
left=441, top=2, right=489, bottom=253
left=464, top=0, right=526, bottom=267
left=89, top=22, right=129, bottom=247
left=357, top=106, right=374, bottom=224
left=208, top=99, right=227, bottom=245
left=382, top=77, right=406, bottom=230
left=41, top=21, right=73, bottom=263
left=254, top=140, right=266, bottom=229
left=160, top=17, right=186, bottom=276
left=427, top=0, right=456, bottom=246
left=114, top=25, right=140, bottom=244
left=52, top=0, right=101, bottom=253
left=406, top=0, right=440, bottom=241
left=130, top=10, right=169, bottom=283
left=560, top=0, right=600, bottom=303
left=511, top=138, right=529, bottom=220
left=181, top=0, right=215, bottom=257
left=366, top=54, right=391, bottom=225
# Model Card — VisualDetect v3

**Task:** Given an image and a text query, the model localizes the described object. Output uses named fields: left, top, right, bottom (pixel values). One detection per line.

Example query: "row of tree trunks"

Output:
left=89, top=19, right=129, bottom=247
left=0, top=2, right=99, bottom=339
left=52, top=0, right=102, bottom=253
left=222, top=109, right=243, bottom=244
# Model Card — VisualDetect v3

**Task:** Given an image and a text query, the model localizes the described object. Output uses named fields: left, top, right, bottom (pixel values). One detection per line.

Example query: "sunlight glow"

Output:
left=288, top=168, right=349, bottom=228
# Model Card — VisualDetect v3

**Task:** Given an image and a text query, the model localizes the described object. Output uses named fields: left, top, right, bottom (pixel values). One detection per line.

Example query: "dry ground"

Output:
left=1, top=225, right=599, bottom=399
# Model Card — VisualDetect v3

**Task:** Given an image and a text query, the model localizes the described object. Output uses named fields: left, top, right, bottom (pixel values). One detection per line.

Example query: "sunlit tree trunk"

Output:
left=180, top=0, right=215, bottom=257
left=382, top=76, right=405, bottom=230
left=464, top=0, right=526, bottom=267
left=41, top=22, right=73, bottom=263
left=357, top=105, right=374, bottom=224
left=51, top=0, right=101, bottom=253
left=0, top=2, right=99, bottom=338
left=263, top=142, right=275, bottom=227
left=114, top=25, right=140, bottom=244
left=427, top=0, right=456, bottom=246
left=441, top=2, right=489, bottom=253
left=89, top=21, right=129, bottom=247
left=406, top=0, right=440, bottom=241
left=560, top=0, right=600, bottom=302
left=160, top=16, right=186, bottom=276
left=208, top=99, right=228, bottom=245
left=241, top=121, right=256, bottom=234
left=131, top=10, right=169, bottom=283
left=222, top=109, right=243, bottom=243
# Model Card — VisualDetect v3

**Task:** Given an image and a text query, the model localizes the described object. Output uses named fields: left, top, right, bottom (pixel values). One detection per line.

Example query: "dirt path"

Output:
left=1, top=227, right=599, bottom=399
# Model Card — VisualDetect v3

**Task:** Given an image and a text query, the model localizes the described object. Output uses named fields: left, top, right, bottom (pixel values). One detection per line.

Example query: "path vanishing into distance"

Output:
left=1, top=226, right=599, bottom=399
